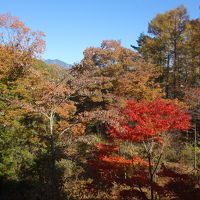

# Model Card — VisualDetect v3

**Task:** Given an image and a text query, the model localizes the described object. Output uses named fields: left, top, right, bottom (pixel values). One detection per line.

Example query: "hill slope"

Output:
left=44, top=59, right=72, bottom=69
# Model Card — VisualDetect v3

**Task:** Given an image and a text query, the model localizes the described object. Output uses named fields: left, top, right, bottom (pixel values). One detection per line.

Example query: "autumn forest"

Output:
left=0, top=5, right=200, bottom=200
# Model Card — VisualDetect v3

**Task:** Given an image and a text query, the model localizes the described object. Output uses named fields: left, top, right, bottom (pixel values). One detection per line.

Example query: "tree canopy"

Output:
left=0, top=8, right=200, bottom=200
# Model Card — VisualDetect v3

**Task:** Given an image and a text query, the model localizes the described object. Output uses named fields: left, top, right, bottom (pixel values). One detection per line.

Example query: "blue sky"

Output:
left=0, top=0, right=199, bottom=64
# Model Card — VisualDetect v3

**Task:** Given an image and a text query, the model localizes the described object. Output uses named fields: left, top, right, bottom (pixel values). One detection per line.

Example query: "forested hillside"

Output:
left=0, top=6, right=200, bottom=200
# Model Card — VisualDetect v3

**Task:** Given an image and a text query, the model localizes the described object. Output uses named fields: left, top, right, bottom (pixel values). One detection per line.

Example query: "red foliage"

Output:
left=87, top=99, right=191, bottom=199
left=108, top=99, right=191, bottom=142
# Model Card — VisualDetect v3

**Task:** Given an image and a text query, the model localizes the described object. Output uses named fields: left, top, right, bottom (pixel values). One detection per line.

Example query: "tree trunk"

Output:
left=194, top=123, right=197, bottom=169
left=148, top=153, right=154, bottom=200
left=49, top=110, right=60, bottom=200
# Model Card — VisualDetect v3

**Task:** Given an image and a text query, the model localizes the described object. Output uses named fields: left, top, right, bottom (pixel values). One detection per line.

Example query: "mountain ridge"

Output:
left=44, top=59, right=72, bottom=69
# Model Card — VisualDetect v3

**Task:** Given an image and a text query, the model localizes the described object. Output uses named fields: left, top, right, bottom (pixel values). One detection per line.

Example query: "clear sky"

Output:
left=0, top=0, right=199, bottom=64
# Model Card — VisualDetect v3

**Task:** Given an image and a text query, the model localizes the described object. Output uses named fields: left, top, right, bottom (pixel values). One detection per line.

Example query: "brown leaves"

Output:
left=80, top=40, right=163, bottom=103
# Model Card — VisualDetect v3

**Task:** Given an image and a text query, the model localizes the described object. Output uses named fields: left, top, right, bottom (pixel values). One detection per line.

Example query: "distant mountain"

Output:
left=44, top=59, right=72, bottom=69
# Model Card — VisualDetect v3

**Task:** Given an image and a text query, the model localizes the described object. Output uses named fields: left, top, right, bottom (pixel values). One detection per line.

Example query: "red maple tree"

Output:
left=109, top=99, right=191, bottom=142
left=88, top=99, right=191, bottom=199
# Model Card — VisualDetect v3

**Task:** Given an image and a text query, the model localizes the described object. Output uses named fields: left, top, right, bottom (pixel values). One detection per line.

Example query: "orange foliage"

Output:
left=56, top=103, right=76, bottom=119
left=101, top=155, right=148, bottom=166
left=0, top=13, right=45, bottom=54
left=81, top=40, right=162, bottom=101
left=70, top=123, right=86, bottom=136
left=0, top=13, right=45, bottom=82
